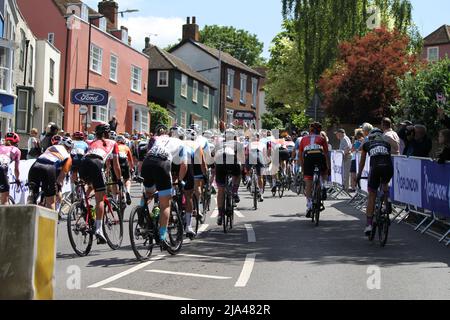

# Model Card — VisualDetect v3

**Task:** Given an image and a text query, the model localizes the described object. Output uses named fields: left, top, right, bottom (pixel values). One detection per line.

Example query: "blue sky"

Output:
left=84, top=0, right=450, bottom=58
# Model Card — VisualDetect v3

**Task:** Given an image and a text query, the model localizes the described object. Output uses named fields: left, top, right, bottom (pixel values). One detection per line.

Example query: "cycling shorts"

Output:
left=303, top=152, right=327, bottom=181
left=0, top=166, right=10, bottom=193
left=368, top=164, right=393, bottom=193
left=141, top=156, right=173, bottom=197
left=28, top=161, right=57, bottom=197
left=215, top=164, right=241, bottom=187
left=279, top=149, right=290, bottom=162
left=193, top=164, right=204, bottom=180
left=79, top=156, right=107, bottom=193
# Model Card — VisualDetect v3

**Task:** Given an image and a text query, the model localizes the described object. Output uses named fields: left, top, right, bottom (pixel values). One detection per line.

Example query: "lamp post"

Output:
left=85, top=9, right=139, bottom=132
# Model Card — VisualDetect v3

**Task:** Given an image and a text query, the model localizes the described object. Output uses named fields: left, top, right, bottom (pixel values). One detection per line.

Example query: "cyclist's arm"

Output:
left=58, top=158, right=72, bottom=185
left=357, top=150, right=367, bottom=178
left=112, top=144, right=122, bottom=181
left=14, top=150, right=21, bottom=180
left=127, top=148, right=134, bottom=169
left=178, top=147, right=188, bottom=182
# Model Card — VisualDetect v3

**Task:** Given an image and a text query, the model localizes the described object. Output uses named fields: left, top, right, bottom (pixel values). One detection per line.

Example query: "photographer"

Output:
left=403, top=125, right=432, bottom=158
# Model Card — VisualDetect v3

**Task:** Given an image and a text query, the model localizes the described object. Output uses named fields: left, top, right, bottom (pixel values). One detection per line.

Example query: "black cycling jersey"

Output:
left=362, top=139, right=392, bottom=168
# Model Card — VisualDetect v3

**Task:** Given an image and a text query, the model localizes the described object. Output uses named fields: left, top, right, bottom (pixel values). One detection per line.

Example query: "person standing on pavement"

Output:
left=335, top=129, right=352, bottom=191
left=350, top=129, right=364, bottom=192
left=397, top=120, right=413, bottom=155
left=381, top=118, right=400, bottom=155
left=40, top=123, right=59, bottom=152
left=436, top=129, right=450, bottom=164
left=109, top=116, right=118, bottom=132
left=27, top=128, right=41, bottom=160
left=404, top=125, right=433, bottom=158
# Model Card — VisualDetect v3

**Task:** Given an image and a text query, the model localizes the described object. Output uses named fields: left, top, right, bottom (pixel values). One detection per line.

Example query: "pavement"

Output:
left=54, top=183, right=450, bottom=300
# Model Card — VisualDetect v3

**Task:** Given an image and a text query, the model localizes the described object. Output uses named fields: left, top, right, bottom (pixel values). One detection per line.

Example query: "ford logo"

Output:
left=74, top=92, right=105, bottom=102
left=71, top=89, right=109, bottom=106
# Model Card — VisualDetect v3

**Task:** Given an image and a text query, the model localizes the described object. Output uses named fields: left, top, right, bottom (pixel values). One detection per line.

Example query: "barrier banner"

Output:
left=331, top=151, right=344, bottom=185
left=392, top=156, right=422, bottom=208
left=355, top=152, right=370, bottom=193
left=422, top=160, right=450, bottom=218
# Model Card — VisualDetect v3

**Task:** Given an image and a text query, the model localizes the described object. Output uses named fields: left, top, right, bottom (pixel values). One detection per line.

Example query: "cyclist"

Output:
left=298, top=122, right=330, bottom=218
left=203, top=130, right=217, bottom=195
left=70, top=131, right=89, bottom=189
left=285, top=136, right=296, bottom=180
left=79, top=123, right=122, bottom=244
left=0, top=133, right=21, bottom=205
left=28, top=136, right=73, bottom=210
left=116, top=135, right=134, bottom=205
left=136, top=134, right=149, bottom=176
left=247, top=132, right=267, bottom=202
left=190, top=125, right=210, bottom=210
left=357, top=128, right=393, bottom=235
left=214, top=128, right=244, bottom=226
left=51, top=134, right=62, bottom=147
left=141, top=124, right=188, bottom=247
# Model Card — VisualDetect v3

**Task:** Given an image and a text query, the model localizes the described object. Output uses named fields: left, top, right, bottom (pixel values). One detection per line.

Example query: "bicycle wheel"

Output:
left=67, top=202, right=93, bottom=257
left=223, top=193, right=232, bottom=234
left=379, top=212, right=390, bottom=247
left=129, top=206, right=154, bottom=261
left=278, top=180, right=285, bottom=198
left=103, top=199, right=124, bottom=250
left=193, top=194, right=201, bottom=235
left=253, top=177, right=258, bottom=210
left=166, top=201, right=184, bottom=255
left=312, top=182, right=321, bottom=226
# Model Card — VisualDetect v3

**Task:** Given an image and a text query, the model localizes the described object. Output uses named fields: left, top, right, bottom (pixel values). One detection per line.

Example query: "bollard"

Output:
left=0, top=205, right=58, bottom=300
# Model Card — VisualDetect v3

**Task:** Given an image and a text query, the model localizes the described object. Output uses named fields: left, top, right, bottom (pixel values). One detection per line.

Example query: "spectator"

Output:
left=361, top=123, right=374, bottom=140
left=109, top=116, right=118, bottom=132
left=27, top=128, right=41, bottom=159
left=320, top=131, right=332, bottom=151
left=381, top=117, right=400, bottom=155
left=335, top=128, right=352, bottom=191
left=404, top=125, right=433, bottom=157
left=40, top=123, right=59, bottom=152
left=437, top=129, right=450, bottom=164
left=397, top=120, right=413, bottom=155
left=350, top=129, right=364, bottom=191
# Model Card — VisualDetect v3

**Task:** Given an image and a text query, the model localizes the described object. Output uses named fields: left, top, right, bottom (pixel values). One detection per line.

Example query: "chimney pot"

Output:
left=186, top=17, right=190, bottom=24
left=192, top=16, right=196, bottom=24
left=145, top=37, right=150, bottom=48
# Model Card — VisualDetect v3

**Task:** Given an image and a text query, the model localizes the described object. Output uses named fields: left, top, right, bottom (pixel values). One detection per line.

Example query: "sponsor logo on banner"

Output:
left=331, top=151, right=344, bottom=185
left=422, top=160, right=450, bottom=217
left=393, top=157, right=422, bottom=207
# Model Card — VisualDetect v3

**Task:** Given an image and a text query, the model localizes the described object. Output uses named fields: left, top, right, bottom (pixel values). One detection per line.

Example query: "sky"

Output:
left=84, top=0, right=450, bottom=59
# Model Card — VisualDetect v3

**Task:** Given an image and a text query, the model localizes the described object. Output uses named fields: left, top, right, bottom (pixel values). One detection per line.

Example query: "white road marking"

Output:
left=197, top=224, right=209, bottom=235
left=235, top=254, right=257, bottom=287
left=194, top=240, right=243, bottom=247
left=146, top=269, right=232, bottom=280
left=88, top=255, right=166, bottom=288
left=103, top=287, right=195, bottom=300
left=235, top=210, right=244, bottom=218
left=245, top=224, right=256, bottom=243
left=177, top=253, right=229, bottom=260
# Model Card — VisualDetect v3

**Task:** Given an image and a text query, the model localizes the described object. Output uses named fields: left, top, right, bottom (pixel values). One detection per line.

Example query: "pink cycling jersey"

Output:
left=0, top=145, right=21, bottom=168
left=85, top=139, right=119, bottom=163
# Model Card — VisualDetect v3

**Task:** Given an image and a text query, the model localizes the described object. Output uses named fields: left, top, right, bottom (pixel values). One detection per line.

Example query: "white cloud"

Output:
left=121, top=16, right=185, bottom=51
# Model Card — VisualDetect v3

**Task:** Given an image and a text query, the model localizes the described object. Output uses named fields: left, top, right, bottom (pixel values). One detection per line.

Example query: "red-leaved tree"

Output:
left=318, top=28, right=420, bottom=124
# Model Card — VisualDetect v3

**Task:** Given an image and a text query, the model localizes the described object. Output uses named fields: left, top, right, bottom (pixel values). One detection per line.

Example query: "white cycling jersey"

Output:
left=147, top=135, right=187, bottom=165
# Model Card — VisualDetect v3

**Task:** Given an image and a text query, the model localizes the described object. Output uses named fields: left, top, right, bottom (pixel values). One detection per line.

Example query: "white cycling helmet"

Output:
left=225, top=128, right=237, bottom=140
left=109, top=131, right=117, bottom=140
left=203, top=130, right=213, bottom=139
left=170, top=126, right=186, bottom=139
left=186, top=129, right=197, bottom=141
left=61, top=136, right=74, bottom=149
left=190, top=123, right=201, bottom=133
left=116, top=135, right=126, bottom=144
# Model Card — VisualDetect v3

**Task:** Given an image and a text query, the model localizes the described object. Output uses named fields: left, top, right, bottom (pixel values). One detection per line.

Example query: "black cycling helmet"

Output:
left=95, top=122, right=110, bottom=135
left=155, top=124, right=168, bottom=136
left=310, top=122, right=322, bottom=134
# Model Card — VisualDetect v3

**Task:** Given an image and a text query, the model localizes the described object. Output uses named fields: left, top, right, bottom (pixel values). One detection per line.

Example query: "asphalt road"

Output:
left=54, top=183, right=450, bottom=300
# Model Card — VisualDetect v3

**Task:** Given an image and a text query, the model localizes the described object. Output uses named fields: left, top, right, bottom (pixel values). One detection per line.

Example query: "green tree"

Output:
left=261, top=113, right=285, bottom=130
left=149, top=102, right=170, bottom=133
left=393, top=58, right=450, bottom=137
left=200, top=25, right=265, bottom=67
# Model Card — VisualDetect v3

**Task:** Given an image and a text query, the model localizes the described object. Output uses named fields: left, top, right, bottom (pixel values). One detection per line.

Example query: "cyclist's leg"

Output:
left=183, top=166, right=195, bottom=235
left=215, top=164, right=226, bottom=224
left=365, top=167, right=382, bottom=233
left=231, top=165, right=241, bottom=203
left=0, top=166, right=10, bottom=204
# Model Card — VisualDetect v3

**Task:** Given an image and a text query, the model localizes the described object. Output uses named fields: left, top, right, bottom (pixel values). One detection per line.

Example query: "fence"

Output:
left=327, top=151, right=450, bottom=247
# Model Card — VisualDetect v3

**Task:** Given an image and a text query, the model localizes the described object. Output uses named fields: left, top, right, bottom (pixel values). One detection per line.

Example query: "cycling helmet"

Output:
left=310, top=122, right=322, bottom=134
left=73, top=131, right=85, bottom=140
left=5, top=132, right=20, bottom=144
left=87, top=134, right=95, bottom=141
left=203, top=130, right=213, bottom=139
left=61, top=136, right=74, bottom=149
left=225, top=128, right=237, bottom=140
left=95, top=122, right=110, bottom=135
left=186, top=129, right=197, bottom=141
left=190, top=123, right=201, bottom=133
left=369, top=128, right=384, bottom=140
left=51, top=135, right=62, bottom=145
left=155, top=124, right=168, bottom=136
left=116, top=135, right=126, bottom=144
left=109, top=131, right=117, bottom=140
left=285, top=136, right=292, bottom=142
left=170, top=126, right=185, bottom=139
left=301, top=131, right=309, bottom=137
left=124, top=132, right=130, bottom=139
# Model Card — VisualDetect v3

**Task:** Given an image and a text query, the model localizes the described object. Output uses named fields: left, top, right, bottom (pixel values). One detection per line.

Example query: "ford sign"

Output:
left=234, top=111, right=256, bottom=120
left=71, top=89, right=109, bottom=106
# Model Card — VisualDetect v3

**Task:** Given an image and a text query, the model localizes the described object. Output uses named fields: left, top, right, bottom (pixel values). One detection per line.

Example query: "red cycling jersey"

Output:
left=85, top=139, right=119, bottom=163
left=299, top=135, right=329, bottom=157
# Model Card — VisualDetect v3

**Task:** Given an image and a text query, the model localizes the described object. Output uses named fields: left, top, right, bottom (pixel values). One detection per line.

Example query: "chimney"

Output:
left=144, top=37, right=150, bottom=49
left=128, top=36, right=132, bottom=46
left=98, top=0, right=119, bottom=30
left=182, top=16, right=200, bottom=42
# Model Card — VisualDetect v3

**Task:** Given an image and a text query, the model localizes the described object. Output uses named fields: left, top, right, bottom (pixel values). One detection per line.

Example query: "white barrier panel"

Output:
left=392, top=156, right=422, bottom=208
left=355, top=152, right=370, bottom=193
left=331, top=151, right=344, bottom=185
left=8, top=160, right=72, bottom=204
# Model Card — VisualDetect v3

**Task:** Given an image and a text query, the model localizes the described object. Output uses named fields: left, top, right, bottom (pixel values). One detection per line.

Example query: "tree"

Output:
left=149, top=102, right=169, bottom=133
left=281, top=0, right=414, bottom=103
left=261, top=113, right=285, bottom=131
left=318, top=28, right=419, bottom=124
left=200, top=25, right=265, bottom=67
left=393, top=58, right=450, bottom=137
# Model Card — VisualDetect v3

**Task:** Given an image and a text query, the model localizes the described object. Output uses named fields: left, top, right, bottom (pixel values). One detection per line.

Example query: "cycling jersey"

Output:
left=299, top=135, right=329, bottom=180
left=38, top=145, right=72, bottom=174
left=0, top=145, right=21, bottom=193
left=299, top=135, right=329, bottom=156
left=147, top=136, right=187, bottom=164
left=118, top=144, right=133, bottom=164
left=362, top=139, right=393, bottom=192
left=71, top=141, right=89, bottom=157
left=85, top=139, right=119, bottom=163
left=214, top=140, right=245, bottom=165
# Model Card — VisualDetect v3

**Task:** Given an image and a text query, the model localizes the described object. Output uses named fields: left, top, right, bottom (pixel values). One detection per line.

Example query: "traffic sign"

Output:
left=79, top=105, right=89, bottom=115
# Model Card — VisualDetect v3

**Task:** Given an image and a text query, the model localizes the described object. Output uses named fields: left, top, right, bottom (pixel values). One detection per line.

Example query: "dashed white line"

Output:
left=88, top=255, right=166, bottom=288
left=235, top=210, right=245, bottom=218
left=103, top=287, right=195, bottom=300
left=194, top=240, right=243, bottom=247
left=145, top=269, right=232, bottom=280
left=245, top=224, right=256, bottom=243
left=197, top=224, right=209, bottom=235
left=177, top=253, right=228, bottom=260
left=235, top=254, right=257, bottom=287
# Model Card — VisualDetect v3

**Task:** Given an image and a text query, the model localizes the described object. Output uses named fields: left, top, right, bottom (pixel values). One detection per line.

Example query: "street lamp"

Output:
left=85, top=9, right=139, bottom=131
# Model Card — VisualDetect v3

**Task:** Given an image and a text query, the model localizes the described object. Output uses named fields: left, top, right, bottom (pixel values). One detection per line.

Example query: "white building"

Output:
left=33, top=39, right=62, bottom=134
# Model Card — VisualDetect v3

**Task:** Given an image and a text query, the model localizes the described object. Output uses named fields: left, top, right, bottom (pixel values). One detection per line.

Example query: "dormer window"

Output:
left=80, top=4, right=89, bottom=22
left=122, top=29, right=128, bottom=44
left=99, top=17, right=107, bottom=32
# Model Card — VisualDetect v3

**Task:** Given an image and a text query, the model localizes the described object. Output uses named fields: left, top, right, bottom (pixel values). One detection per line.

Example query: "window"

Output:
left=141, top=111, right=149, bottom=133
left=90, top=44, right=103, bottom=74
left=202, top=120, right=208, bottom=131
left=48, top=33, right=55, bottom=45
left=252, top=78, right=258, bottom=108
left=110, top=54, right=118, bottom=82
left=0, top=47, right=10, bottom=91
left=240, top=74, right=247, bottom=103
left=28, top=45, right=33, bottom=84
left=16, top=90, right=29, bottom=132
left=227, top=69, right=234, bottom=99
left=157, top=71, right=169, bottom=87
left=181, top=74, right=188, bottom=98
left=427, top=47, right=439, bottom=62
left=92, top=105, right=108, bottom=122
left=81, top=4, right=89, bottom=22
left=203, top=86, right=210, bottom=108
left=19, top=29, right=26, bottom=70
left=181, top=111, right=187, bottom=128
left=99, top=18, right=107, bottom=32
left=192, top=80, right=198, bottom=103
left=49, top=59, right=55, bottom=94
left=131, top=65, right=142, bottom=93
